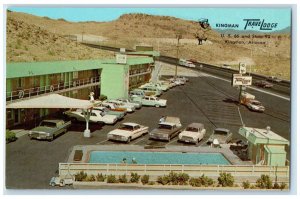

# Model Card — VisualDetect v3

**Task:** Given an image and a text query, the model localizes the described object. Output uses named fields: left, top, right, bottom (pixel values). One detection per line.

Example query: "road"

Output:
left=6, top=75, right=290, bottom=189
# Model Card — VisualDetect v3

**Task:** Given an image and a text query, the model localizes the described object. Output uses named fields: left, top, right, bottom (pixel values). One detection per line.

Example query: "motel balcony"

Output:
left=6, top=76, right=101, bottom=103
left=129, top=68, right=152, bottom=77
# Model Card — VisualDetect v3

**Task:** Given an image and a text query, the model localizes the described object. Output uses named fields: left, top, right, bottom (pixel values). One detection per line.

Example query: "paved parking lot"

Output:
left=6, top=75, right=290, bottom=189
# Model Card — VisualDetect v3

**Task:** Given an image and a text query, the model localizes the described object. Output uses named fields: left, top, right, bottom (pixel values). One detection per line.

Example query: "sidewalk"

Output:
left=10, top=129, right=29, bottom=138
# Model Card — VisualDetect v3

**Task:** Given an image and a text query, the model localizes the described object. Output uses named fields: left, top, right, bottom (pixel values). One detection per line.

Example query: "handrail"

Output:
left=6, top=76, right=100, bottom=103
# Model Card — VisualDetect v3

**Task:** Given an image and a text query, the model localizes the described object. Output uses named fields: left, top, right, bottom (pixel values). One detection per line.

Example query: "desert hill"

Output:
left=6, top=11, right=291, bottom=80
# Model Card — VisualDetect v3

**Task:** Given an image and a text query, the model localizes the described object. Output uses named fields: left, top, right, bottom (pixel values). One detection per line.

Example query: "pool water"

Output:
left=89, top=151, right=230, bottom=165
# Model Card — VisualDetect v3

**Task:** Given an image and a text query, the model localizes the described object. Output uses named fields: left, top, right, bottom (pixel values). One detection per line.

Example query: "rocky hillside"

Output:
left=6, top=13, right=114, bottom=62
left=6, top=11, right=291, bottom=80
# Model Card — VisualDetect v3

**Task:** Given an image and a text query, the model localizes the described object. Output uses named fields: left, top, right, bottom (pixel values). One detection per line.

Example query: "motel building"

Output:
left=239, top=126, right=289, bottom=166
left=6, top=51, right=159, bottom=129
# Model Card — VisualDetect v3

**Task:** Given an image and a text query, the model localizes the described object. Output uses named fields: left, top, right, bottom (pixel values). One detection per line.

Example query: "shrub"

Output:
left=177, top=173, right=190, bottom=185
left=169, top=171, right=179, bottom=185
left=118, top=174, right=128, bottom=183
left=242, top=180, right=250, bottom=189
left=250, top=184, right=257, bottom=189
left=99, top=94, right=107, bottom=101
left=6, top=130, right=17, bottom=143
left=273, top=182, right=280, bottom=189
left=280, top=182, right=287, bottom=190
left=107, top=174, right=118, bottom=183
left=256, top=174, right=272, bottom=189
left=148, top=181, right=155, bottom=185
left=189, top=175, right=214, bottom=187
left=75, top=171, right=87, bottom=181
left=218, top=172, right=234, bottom=187
left=157, top=175, right=170, bottom=185
left=96, top=173, right=106, bottom=182
left=86, top=174, right=96, bottom=181
left=141, top=175, right=150, bottom=185
left=130, top=172, right=140, bottom=183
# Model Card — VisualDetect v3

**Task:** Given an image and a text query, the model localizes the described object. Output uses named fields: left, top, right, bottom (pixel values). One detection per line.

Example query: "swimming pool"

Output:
left=88, top=151, right=231, bottom=165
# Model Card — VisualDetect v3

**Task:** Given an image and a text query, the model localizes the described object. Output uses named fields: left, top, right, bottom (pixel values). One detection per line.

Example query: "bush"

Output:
left=148, top=181, right=155, bottom=185
left=169, top=171, right=179, bottom=185
left=96, top=173, right=106, bottom=182
left=280, top=182, right=287, bottom=190
left=130, top=172, right=140, bottom=183
left=189, top=175, right=214, bottom=187
left=256, top=174, right=272, bottom=189
left=273, top=182, right=280, bottom=189
left=75, top=171, right=87, bottom=181
left=6, top=130, right=17, bottom=143
left=107, top=174, right=118, bottom=183
left=242, top=180, right=250, bottom=189
left=86, top=174, right=96, bottom=181
left=99, top=94, right=107, bottom=101
left=218, top=172, right=234, bottom=187
left=118, top=174, right=128, bottom=183
left=141, top=175, right=150, bottom=185
left=157, top=175, right=170, bottom=185
left=177, top=173, right=190, bottom=185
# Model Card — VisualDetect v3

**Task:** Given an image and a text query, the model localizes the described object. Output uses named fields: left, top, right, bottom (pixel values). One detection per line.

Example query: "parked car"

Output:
left=93, top=106, right=125, bottom=120
left=116, top=98, right=142, bottom=109
left=169, top=78, right=185, bottom=85
left=105, top=100, right=136, bottom=113
left=49, top=176, right=74, bottom=187
left=135, top=95, right=167, bottom=107
left=254, top=80, right=274, bottom=88
left=207, top=128, right=232, bottom=144
left=129, top=89, right=145, bottom=98
left=139, top=85, right=162, bottom=96
left=107, top=122, right=149, bottom=143
left=64, top=109, right=118, bottom=124
left=158, top=80, right=174, bottom=89
left=141, top=82, right=169, bottom=91
left=266, top=76, right=282, bottom=83
left=246, top=99, right=265, bottom=112
left=28, top=120, right=71, bottom=141
left=178, top=123, right=206, bottom=144
left=177, top=76, right=189, bottom=82
left=101, top=102, right=127, bottom=113
left=149, top=116, right=182, bottom=141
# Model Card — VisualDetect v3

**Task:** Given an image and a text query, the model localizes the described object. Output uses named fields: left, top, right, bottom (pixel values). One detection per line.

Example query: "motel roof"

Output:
left=6, top=57, right=154, bottom=78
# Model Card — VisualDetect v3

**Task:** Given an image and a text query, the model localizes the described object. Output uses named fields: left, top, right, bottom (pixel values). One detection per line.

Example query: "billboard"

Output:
left=232, top=74, right=252, bottom=86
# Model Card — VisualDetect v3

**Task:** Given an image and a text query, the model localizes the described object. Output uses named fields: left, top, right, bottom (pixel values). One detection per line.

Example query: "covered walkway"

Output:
left=6, top=93, right=99, bottom=137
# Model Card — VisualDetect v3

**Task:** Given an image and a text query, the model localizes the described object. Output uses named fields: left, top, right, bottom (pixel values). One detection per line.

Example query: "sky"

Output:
left=8, top=7, right=291, bottom=31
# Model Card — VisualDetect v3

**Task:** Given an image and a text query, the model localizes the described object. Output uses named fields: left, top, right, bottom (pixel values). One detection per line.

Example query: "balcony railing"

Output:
left=6, top=76, right=100, bottom=103
left=129, top=68, right=152, bottom=77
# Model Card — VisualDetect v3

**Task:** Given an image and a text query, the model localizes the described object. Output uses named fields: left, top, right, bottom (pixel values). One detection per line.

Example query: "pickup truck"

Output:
left=28, top=120, right=71, bottom=141
left=149, top=116, right=182, bottom=141
left=207, top=128, right=232, bottom=145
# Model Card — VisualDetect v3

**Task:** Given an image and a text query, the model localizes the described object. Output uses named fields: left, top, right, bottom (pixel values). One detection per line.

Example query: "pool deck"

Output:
left=67, top=145, right=252, bottom=165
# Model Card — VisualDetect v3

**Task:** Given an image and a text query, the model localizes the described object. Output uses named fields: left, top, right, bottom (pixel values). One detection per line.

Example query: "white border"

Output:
left=1, top=0, right=299, bottom=198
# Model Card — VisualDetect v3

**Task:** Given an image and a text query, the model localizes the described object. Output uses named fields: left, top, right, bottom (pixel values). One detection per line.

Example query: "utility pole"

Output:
left=175, top=33, right=182, bottom=78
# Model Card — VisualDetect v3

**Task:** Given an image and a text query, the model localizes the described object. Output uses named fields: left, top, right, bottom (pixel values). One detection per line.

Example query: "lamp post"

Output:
left=175, top=33, right=182, bottom=78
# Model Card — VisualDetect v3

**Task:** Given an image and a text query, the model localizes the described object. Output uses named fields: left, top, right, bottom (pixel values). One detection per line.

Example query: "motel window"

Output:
left=17, top=78, right=24, bottom=88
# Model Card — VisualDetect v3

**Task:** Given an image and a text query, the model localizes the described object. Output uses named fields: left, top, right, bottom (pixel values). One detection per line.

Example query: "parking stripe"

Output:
left=96, top=139, right=109, bottom=144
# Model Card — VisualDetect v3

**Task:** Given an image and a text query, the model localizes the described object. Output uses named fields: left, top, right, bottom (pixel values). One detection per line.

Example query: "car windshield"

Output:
left=119, top=125, right=134, bottom=131
left=214, top=130, right=228, bottom=135
left=40, top=121, right=56, bottom=127
left=158, top=124, right=173, bottom=130
left=186, top=127, right=198, bottom=132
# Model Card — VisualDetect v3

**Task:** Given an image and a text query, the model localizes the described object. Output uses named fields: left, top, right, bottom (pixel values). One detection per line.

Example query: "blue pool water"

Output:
left=89, top=151, right=230, bottom=165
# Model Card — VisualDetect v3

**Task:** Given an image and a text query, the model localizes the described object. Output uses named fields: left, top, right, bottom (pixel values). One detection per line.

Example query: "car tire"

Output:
left=155, top=104, right=160, bottom=108
left=51, top=182, right=55, bottom=187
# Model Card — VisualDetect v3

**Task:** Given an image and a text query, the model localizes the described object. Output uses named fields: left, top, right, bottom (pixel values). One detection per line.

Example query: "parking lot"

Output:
left=6, top=75, right=290, bottom=189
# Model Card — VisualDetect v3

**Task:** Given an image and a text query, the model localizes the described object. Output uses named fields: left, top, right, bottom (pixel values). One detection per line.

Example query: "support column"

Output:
left=83, top=109, right=92, bottom=138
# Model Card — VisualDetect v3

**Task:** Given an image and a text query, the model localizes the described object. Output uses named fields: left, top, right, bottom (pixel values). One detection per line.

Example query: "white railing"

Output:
left=59, top=163, right=289, bottom=179
left=6, top=76, right=100, bottom=103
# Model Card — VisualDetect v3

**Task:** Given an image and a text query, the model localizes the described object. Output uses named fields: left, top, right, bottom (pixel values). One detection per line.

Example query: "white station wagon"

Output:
left=107, top=122, right=149, bottom=143
left=178, top=123, right=206, bottom=144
